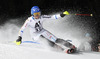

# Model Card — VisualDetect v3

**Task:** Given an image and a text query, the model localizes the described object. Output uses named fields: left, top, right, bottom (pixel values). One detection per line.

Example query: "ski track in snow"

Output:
left=0, top=15, right=100, bottom=59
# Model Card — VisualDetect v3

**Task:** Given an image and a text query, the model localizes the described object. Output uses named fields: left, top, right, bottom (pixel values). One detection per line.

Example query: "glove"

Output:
left=60, top=11, right=70, bottom=17
left=15, top=36, right=22, bottom=45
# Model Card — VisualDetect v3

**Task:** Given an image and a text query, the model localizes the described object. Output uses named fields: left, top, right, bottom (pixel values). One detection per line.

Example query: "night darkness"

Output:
left=0, top=0, right=100, bottom=51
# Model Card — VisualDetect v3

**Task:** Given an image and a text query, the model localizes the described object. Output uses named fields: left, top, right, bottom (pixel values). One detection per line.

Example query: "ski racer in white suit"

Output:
left=16, top=6, right=76, bottom=54
left=19, top=15, right=60, bottom=42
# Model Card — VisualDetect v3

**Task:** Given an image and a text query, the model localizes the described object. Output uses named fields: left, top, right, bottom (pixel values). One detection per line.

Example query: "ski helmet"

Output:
left=31, top=6, right=41, bottom=15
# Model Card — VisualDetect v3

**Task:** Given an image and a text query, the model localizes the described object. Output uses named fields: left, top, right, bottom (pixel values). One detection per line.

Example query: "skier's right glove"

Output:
left=15, top=36, right=22, bottom=45
left=60, top=11, right=70, bottom=17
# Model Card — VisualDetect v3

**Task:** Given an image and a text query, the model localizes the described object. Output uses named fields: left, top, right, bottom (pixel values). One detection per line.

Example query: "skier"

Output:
left=15, top=6, right=76, bottom=54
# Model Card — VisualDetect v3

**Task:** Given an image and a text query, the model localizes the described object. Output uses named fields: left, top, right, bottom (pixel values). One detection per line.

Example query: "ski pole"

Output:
left=64, top=11, right=93, bottom=16
left=75, top=14, right=93, bottom=16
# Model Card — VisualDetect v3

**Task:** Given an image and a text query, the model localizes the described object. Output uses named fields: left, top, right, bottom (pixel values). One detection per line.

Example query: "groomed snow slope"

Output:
left=0, top=43, right=100, bottom=59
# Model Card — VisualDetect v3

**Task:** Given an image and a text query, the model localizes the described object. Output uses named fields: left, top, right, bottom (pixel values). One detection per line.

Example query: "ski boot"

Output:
left=64, top=45, right=76, bottom=54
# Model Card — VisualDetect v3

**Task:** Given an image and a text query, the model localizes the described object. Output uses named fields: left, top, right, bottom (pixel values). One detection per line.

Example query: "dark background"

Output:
left=0, top=0, right=100, bottom=51
left=0, top=0, right=100, bottom=18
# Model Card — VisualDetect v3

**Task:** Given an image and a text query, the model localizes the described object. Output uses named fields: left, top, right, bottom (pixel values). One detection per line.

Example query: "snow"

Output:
left=0, top=43, right=100, bottom=59
left=0, top=15, right=100, bottom=59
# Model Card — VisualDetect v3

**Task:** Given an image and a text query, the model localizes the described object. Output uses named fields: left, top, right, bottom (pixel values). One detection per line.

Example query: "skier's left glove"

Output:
left=60, top=11, right=70, bottom=17
left=15, top=36, right=22, bottom=45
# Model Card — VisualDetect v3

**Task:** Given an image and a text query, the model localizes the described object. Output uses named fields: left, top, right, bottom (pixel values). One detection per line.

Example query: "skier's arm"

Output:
left=42, top=11, right=69, bottom=20
left=18, top=19, right=29, bottom=37
left=42, top=14, right=61, bottom=20
left=16, top=19, right=29, bottom=45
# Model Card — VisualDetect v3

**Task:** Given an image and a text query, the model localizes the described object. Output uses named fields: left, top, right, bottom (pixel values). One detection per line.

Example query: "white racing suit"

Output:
left=18, top=14, right=76, bottom=52
left=18, top=14, right=60, bottom=42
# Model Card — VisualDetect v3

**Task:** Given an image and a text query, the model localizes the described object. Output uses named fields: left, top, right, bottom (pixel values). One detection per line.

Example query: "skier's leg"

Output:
left=40, top=37, right=64, bottom=51
left=41, top=30, right=76, bottom=53
left=41, top=30, right=63, bottom=51
left=41, top=30, right=57, bottom=42
left=55, top=38, right=75, bottom=49
left=55, top=38, right=76, bottom=53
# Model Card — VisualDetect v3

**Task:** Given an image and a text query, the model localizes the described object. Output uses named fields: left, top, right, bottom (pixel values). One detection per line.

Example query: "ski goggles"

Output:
left=33, top=12, right=41, bottom=16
